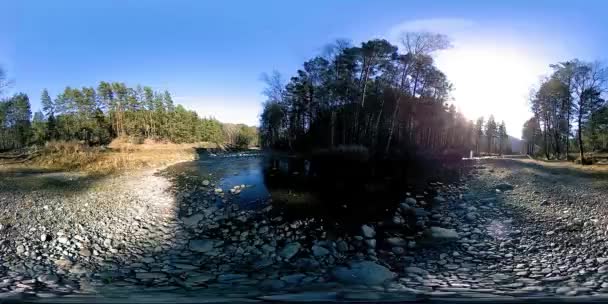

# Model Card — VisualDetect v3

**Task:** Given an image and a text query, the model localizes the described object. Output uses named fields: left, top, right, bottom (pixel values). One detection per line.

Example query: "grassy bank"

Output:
left=0, top=139, right=219, bottom=174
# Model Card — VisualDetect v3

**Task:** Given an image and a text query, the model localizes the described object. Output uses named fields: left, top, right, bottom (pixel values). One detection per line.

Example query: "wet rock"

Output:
left=189, top=239, right=219, bottom=253
left=37, top=274, right=59, bottom=285
left=261, top=244, right=276, bottom=253
left=404, top=197, right=417, bottom=206
left=217, top=274, right=248, bottom=283
left=254, top=258, right=274, bottom=270
left=336, top=241, right=349, bottom=252
left=279, top=242, right=301, bottom=260
left=495, top=183, right=514, bottom=191
left=405, top=266, right=428, bottom=276
left=202, top=180, right=210, bottom=186
left=392, top=247, right=405, bottom=254
left=260, top=291, right=338, bottom=302
left=361, top=225, right=375, bottom=238
left=332, top=261, right=396, bottom=286
left=386, top=237, right=406, bottom=247
left=491, top=273, right=511, bottom=282
left=434, top=196, right=446, bottom=204
left=414, top=208, right=429, bottom=217
left=260, top=279, right=286, bottom=290
left=312, top=245, right=330, bottom=257
left=281, top=274, right=306, bottom=285
left=424, top=227, right=459, bottom=243
left=136, top=272, right=167, bottom=280
left=182, top=214, right=204, bottom=228
left=295, top=258, right=320, bottom=271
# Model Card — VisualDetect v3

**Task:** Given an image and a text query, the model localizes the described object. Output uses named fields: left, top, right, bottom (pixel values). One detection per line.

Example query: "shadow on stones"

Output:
left=31, top=150, right=475, bottom=299
left=0, top=169, right=109, bottom=194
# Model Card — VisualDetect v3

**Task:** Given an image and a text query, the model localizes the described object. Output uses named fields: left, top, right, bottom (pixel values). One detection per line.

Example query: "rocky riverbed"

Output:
left=2, top=158, right=608, bottom=301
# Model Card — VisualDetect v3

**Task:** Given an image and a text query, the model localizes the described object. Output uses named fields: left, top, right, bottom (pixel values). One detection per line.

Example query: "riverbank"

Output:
left=2, top=157, right=608, bottom=300
left=0, top=141, right=220, bottom=174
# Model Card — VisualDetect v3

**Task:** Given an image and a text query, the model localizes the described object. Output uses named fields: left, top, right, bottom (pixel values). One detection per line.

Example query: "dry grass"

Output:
left=516, top=157, right=608, bottom=174
left=3, top=139, right=219, bottom=174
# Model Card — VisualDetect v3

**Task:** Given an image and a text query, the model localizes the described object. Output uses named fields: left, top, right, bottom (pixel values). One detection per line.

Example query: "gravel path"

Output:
left=2, top=158, right=608, bottom=301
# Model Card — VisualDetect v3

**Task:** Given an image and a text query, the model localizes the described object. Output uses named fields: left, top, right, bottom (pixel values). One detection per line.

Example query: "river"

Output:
left=163, top=150, right=472, bottom=234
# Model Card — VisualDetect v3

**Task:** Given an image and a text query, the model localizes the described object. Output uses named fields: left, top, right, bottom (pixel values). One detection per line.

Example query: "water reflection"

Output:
left=166, top=152, right=470, bottom=233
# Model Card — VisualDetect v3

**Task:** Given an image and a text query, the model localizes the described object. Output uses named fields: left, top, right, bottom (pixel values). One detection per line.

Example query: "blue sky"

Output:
left=2, top=0, right=607, bottom=136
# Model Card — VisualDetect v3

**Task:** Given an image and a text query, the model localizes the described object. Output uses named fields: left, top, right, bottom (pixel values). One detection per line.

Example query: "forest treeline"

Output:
left=0, top=69, right=258, bottom=150
left=522, top=60, right=607, bottom=163
left=259, top=32, right=508, bottom=158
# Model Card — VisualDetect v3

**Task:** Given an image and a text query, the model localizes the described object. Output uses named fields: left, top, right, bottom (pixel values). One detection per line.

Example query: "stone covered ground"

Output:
left=2, top=158, right=608, bottom=301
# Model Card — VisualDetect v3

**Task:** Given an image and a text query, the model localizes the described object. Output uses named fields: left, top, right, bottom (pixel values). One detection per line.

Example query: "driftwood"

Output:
left=0, top=151, right=39, bottom=164
left=0, top=153, right=29, bottom=159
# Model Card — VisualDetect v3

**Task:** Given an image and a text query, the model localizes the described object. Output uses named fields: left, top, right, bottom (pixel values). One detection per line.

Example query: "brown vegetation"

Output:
left=0, top=139, right=218, bottom=174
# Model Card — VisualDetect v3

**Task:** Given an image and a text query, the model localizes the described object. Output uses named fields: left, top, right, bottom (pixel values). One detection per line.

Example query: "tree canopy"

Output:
left=259, top=33, right=506, bottom=157
left=0, top=67, right=257, bottom=150
left=526, top=60, right=607, bottom=163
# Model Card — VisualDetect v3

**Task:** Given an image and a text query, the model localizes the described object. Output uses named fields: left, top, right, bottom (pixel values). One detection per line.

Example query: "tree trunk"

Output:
left=578, top=111, right=585, bottom=165
left=553, top=129, right=561, bottom=157
left=566, top=109, right=570, bottom=160
left=384, top=97, right=402, bottom=155
left=330, top=110, right=335, bottom=147
left=543, top=122, right=549, bottom=159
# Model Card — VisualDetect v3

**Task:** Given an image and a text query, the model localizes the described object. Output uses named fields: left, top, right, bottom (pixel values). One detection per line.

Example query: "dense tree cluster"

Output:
left=259, top=33, right=505, bottom=157
left=222, top=123, right=259, bottom=149
left=0, top=93, right=31, bottom=149
left=0, top=70, right=257, bottom=150
left=524, top=60, right=607, bottom=162
left=473, top=115, right=510, bottom=156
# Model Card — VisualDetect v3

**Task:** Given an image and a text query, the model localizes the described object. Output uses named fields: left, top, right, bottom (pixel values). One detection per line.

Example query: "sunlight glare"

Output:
left=435, top=45, right=548, bottom=137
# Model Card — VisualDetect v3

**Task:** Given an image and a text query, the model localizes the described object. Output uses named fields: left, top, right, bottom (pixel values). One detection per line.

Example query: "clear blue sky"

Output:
left=1, top=0, right=607, bottom=134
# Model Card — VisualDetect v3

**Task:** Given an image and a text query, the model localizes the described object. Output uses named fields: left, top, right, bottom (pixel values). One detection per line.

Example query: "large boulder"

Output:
left=332, top=261, right=396, bottom=286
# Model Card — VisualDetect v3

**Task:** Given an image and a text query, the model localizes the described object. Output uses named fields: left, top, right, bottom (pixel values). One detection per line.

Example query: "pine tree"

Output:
left=31, top=111, right=46, bottom=144
left=485, top=115, right=497, bottom=154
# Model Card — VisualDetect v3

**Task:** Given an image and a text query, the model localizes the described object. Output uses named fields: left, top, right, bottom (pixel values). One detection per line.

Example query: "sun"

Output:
left=435, top=44, right=548, bottom=137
